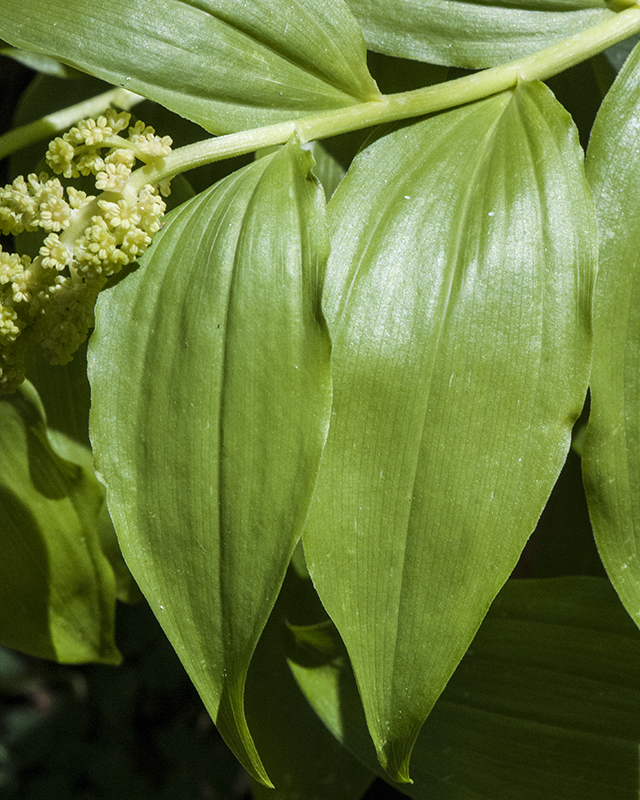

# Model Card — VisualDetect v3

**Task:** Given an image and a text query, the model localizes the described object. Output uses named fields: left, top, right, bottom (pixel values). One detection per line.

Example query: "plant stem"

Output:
left=128, top=5, right=640, bottom=191
left=0, top=88, right=143, bottom=161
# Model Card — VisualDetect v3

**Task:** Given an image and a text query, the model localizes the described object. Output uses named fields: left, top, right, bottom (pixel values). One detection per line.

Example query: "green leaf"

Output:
left=0, top=44, right=81, bottom=77
left=583, top=41, right=640, bottom=628
left=45, top=427, right=141, bottom=605
left=245, top=554, right=375, bottom=800
left=0, top=0, right=379, bottom=135
left=26, top=343, right=141, bottom=605
left=306, top=141, right=347, bottom=201
left=88, top=138, right=332, bottom=786
left=603, top=31, right=640, bottom=72
left=345, top=0, right=615, bottom=69
left=0, top=382, right=120, bottom=665
left=290, top=577, right=640, bottom=799
left=302, top=81, right=596, bottom=782
left=27, top=344, right=92, bottom=448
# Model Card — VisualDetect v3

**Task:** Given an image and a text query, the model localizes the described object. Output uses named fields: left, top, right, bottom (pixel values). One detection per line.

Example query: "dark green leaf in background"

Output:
left=302, top=80, right=596, bottom=782
left=0, top=382, right=121, bottom=665
left=246, top=551, right=375, bottom=800
left=584, top=40, right=640, bottom=629
left=345, top=0, right=616, bottom=69
left=88, top=138, right=332, bottom=786
left=290, top=577, right=640, bottom=800
left=0, top=0, right=380, bottom=135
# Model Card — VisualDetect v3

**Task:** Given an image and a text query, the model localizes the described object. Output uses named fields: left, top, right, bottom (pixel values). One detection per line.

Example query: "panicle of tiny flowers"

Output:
left=0, top=110, right=171, bottom=393
left=46, top=109, right=173, bottom=188
left=0, top=173, right=72, bottom=236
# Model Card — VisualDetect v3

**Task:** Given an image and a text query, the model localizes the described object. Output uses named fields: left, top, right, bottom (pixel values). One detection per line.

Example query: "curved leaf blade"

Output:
left=0, top=382, right=120, bottom=664
left=0, top=0, right=379, bottom=134
left=290, top=577, right=640, bottom=799
left=583, top=42, right=640, bottom=627
left=88, top=139, right=332, bottom=785
left=345, top=0, right=615, bottom=68
left=302, top=82, right=596, bottom=782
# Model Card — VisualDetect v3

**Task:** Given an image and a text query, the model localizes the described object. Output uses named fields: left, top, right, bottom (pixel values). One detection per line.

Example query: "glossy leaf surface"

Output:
left=0, top=382, right=120, bottom=664
left=302, top=81, right=596, bottom=781
left=583, top=41, right=640, bottom=627
left=345, top=0, right=615, bottom=68
left=290, top=577, right=640, bottom=799
left=0, top=0, right=379, bottom=134
left=88, top=140, right=331, bottom=785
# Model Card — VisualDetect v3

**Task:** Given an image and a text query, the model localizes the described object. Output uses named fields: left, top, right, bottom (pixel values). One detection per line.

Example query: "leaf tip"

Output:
left=376, top=738, right=415, bottom=785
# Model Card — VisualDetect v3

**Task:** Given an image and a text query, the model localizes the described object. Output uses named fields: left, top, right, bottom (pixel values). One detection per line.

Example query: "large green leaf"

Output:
left=290, top=577, right=640, bottom=799
left=0, top=382, right=120, bottom=664
left=345, top=0, right=615, bottom=68
left=88, top=138, right=332, bottom=786
left=302, top=81, right=596, bottom=782
left=583, top=41, right=640, bottom=627
left=0, top=0, right=379, bottom=135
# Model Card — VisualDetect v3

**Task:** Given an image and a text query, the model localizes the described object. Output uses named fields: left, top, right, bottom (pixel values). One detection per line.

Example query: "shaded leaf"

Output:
left=290, top=577, right=640, bottom=800
left=26, top=344, right=92, bottom=448
left=0, top=44, right=81, bottom=77
left=46, top=427, right=141, bottom=605
left=583, top=41, right=640, bottom=628
left=88, top=138, right=332, bottom=785
left=345, top=0, right=616, bottom=68
left=25, top=341, right=141, bottom=604
left=0, top=382, right=120, bottom=664
left=603, top=31, right=640, bottom=72
left=302, top=81, right=596, bottom=781
left=246, top=553, right=375, bottom=800
left=0, top=0, right=380, bottom=135
left=306, top=141, right=347, bottom=201
left=545, top=57, right=613, bottom=149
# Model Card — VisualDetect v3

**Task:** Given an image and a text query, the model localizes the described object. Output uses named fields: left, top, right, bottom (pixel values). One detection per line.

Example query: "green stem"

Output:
left=128, top=5, right=640, bottom=193
left=0, top=88, right=143, bottom=161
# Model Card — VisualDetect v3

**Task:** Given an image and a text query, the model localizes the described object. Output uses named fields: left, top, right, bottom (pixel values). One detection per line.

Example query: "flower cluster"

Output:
left=0, top=110, right=172, bottom=393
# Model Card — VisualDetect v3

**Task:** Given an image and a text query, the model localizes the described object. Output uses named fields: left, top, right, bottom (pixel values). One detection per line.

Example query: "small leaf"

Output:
left=306, top=141, right=347, bottom=201
left=302, top=81, right=596, bottom=781
left=290, top=577, right=640, bottom=799
left=583, top=41, right=640, bottom=628
left=0, top=0, right=380, bottom=134
left=345, top=0, right=616, bottom=68
left=88, top=138, right=332, bottom=785
left=0, top=382, right=120, bottom=664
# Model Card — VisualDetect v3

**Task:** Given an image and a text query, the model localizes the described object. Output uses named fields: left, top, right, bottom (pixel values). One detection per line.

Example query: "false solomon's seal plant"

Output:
left=3, top=0, right=640, bottom=797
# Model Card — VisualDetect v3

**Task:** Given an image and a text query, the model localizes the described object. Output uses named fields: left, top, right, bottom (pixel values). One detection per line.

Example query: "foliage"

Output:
left=2, top=1, right=640, bottom=797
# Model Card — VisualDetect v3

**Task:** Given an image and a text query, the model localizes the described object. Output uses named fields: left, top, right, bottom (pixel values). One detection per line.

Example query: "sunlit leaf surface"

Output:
left=0, top=0, right=379, bottom=134
left=302, top=81, right=596, bottom=781
left=584, top=41, right=640, bottom=629
left=346, top=0, right=615, bottom=68
left=88, top=139, right=331, bottom=785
